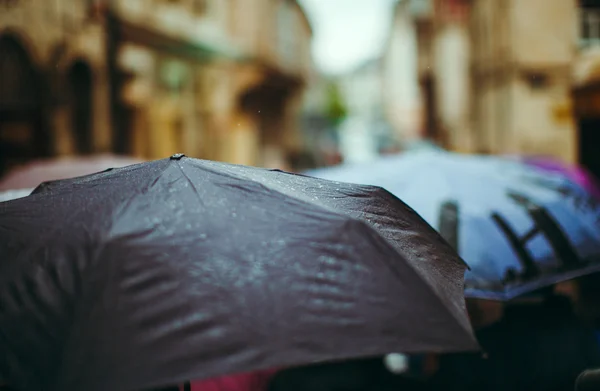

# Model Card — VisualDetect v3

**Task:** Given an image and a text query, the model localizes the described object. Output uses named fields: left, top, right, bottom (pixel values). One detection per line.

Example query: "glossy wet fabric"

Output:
left=307, top=150, right=600, bottom=300
left=0, top=156, right=477, bottom=391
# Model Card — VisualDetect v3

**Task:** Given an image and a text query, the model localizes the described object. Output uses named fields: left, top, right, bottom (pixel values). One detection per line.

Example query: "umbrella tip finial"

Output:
left=170, top=153, right=186, bottom=160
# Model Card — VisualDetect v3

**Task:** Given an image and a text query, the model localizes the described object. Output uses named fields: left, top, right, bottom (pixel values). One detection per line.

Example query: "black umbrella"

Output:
left=0, top=154, right=477, bottom=391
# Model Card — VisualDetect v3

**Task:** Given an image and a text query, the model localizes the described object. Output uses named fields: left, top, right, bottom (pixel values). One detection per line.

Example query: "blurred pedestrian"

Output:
left=571, top=273, right=600, bottom=334
left=185, top=369, right=277, bottom=391
left=430, top=288, right=600, bottom=391
left=267, top=357, right=432, bottom=391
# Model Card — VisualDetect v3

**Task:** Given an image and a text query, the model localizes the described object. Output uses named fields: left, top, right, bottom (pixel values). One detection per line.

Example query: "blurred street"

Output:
left=1, top=0, right=599, bottom=177
left=4, top=2, right=600, bottom=391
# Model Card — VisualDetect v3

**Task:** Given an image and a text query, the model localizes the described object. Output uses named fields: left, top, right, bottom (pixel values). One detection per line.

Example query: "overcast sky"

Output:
left=298, top=0, right=397, bottom=75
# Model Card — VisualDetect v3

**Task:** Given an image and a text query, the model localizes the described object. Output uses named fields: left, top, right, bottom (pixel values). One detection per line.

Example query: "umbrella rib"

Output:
left=183, top=161, right=356, bottom=220
left=174, top=161, right=205, bottom=207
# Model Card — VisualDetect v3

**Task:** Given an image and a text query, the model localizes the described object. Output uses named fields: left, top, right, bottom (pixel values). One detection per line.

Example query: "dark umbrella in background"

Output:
left=0, top=154, right=477, bottom=391
left=307, top=150, right=600, bottom=300
left=0, top=154, right=143, bottom=191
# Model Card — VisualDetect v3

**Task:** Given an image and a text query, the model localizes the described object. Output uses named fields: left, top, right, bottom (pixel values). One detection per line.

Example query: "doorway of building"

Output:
left=239, top=84, right=288, bottom=167
left=67, top=60, right=94, bottom=154
left=578, top=118, right=600, bottom=180
left=421, top=75, right=441, bottom=143
left=0, top=34, right=50, bottom=177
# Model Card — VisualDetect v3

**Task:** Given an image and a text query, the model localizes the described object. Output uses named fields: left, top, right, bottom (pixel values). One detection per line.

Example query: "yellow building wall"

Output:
left=467, top=0, right=577, bottom=162
left=0, top=0, right=314, bottom=169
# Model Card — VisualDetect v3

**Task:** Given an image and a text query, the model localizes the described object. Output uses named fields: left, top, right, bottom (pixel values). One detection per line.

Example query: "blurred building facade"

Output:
left=383, top=0, right=599, bottom=170
left=382, top=0, right=424, bottom=143
left=383, top=0, right=473, bottom=150
left=0, top=0, right=313, bottom=175
left=573, top=0, right=600, bottom=180
left=468, top=0, right=577, bottom=162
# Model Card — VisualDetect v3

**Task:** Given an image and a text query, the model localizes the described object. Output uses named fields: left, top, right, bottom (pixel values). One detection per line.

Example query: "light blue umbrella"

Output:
left=0, top=188, right=33, bottom=202
left=307, top=150, right=600, bottom=300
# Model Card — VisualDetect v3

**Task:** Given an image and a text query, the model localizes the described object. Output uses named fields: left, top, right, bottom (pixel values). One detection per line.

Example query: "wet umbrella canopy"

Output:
left=308, top=150, right=600, bottom=300
left=0, top=155, right=477, bottom=391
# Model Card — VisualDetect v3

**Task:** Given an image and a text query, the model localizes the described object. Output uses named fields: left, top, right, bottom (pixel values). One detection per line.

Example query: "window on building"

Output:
left=86, top=0, right=95, bottom=16
left=0, top=0, right=19, bottom=9
left=580, top=6, right=600, bottom=46
left=522, top=71, right=551, bottom=91
left=192, top=0, right=208, bottom=15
